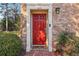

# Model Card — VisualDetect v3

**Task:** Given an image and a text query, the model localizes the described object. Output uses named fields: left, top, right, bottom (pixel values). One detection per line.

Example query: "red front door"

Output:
left=32, top=14, right=46, bottom=45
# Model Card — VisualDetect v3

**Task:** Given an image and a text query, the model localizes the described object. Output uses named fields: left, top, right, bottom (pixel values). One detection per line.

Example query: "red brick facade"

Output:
left=20, top=3, right=79, bottom=51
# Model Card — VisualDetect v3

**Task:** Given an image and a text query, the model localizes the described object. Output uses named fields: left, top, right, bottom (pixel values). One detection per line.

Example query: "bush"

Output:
left=0, top=32, right=22, bottom=56
left=56, top=31, right=79, bottom=56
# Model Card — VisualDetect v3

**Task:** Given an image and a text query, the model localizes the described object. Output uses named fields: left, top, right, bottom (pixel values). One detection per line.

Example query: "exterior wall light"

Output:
left=55, top=7, right=60, bottom=14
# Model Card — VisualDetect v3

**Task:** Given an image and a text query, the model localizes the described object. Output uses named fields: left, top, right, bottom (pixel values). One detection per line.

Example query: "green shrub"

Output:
left=56, top=31, right=70, bottom=55
left=0, top=32, right=22, bottom=56
left=57, top=32, right=69, bottom=46
left=56, top=31, right=79, bottom=56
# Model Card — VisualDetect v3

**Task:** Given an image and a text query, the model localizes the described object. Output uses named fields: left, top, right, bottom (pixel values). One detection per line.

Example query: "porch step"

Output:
left=25, top=50, right=63, bottom=56
left=26, top=50, right=54, bottom=56
left=32, top=45, right=48, bottom=50
left=32, top=48, right=48, bottom=50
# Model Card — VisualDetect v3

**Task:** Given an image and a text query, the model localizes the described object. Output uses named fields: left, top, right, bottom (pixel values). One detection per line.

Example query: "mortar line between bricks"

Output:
left=33, top=51, right=38, bottom=56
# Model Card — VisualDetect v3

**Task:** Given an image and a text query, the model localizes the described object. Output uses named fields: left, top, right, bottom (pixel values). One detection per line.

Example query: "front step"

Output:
left=32, top=45, right=48, bottom=50
left=26, top=50, right=54, bottom=56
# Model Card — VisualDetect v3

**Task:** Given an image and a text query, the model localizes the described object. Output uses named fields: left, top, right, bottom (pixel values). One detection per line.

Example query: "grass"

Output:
left=0, top=31, right=19, bottom=35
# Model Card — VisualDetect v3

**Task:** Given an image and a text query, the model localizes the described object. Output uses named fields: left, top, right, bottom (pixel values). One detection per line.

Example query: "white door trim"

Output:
left=26, top=4, right=53, bottom=52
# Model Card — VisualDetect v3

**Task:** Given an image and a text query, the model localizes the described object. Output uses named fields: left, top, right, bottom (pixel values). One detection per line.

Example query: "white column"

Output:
left=48, top=4, right=52, bottom=52
left=26, top=4, right=31, bottom=52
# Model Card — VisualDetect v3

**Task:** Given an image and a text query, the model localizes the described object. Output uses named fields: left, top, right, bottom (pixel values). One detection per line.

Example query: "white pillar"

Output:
left=26, top=4, right=31, bottom=52
left=48, top=4, right=52, bottom=52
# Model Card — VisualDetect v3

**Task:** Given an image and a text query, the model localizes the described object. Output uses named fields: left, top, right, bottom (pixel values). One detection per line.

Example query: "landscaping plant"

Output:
left=56, top=31, right=79, bottom=56
left=0, top=32, right=22, bottom=56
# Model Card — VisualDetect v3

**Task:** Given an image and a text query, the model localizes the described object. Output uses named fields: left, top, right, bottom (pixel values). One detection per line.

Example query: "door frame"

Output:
left=26, top=4, right=53, bottom=52
left=31, top=10, right=48, bottom=47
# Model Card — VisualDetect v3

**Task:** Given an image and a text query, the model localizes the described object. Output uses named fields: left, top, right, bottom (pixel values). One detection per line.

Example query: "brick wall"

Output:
left=52, top=3, right=79, bottom=50
left=20, top=3, right=79, bottom=50
left=20, top=3, right=27, bottom=49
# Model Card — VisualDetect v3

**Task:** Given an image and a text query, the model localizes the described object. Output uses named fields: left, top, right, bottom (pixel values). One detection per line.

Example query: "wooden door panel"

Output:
left=33, top=14, right=46, bottom=45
